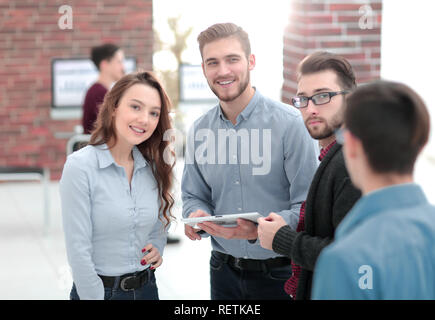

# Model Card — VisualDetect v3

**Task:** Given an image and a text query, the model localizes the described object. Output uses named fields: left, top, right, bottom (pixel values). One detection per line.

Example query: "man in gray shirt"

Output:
left=181, top=22, right=318, bottom=300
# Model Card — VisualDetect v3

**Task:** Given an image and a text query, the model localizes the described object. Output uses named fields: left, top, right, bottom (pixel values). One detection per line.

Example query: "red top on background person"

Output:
left=82, top=43, right=125, bottom=134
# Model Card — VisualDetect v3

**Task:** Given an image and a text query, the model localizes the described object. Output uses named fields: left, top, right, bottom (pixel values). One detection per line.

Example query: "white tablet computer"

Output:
left=181, top=212, right=262, bottom=227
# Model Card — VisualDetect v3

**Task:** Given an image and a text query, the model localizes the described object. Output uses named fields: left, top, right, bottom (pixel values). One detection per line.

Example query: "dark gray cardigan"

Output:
left=272, top=143, right=361, bottom=300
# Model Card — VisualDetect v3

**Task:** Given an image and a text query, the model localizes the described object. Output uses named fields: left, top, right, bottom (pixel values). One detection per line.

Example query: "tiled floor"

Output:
left=1, top=153, right=434, bottom=300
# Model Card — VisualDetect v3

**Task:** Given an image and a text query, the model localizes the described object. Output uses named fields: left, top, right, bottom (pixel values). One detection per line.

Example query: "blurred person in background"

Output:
left=60, top=71, right=175, bottom=300
left=82, top=43, right=125, bottom=134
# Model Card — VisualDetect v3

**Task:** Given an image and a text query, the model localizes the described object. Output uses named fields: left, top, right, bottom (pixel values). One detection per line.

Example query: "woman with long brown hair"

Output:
left=60, top=71, right=174, bottom=300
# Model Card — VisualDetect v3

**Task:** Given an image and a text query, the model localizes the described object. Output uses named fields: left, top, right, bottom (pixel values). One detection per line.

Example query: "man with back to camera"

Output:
left=181, top=22, right=318, bottom=300
left=82, top=43, right=125, bottom=134
left=311, top=80, right=435, bottom=299
left=256, top=51, right=361, bottom=300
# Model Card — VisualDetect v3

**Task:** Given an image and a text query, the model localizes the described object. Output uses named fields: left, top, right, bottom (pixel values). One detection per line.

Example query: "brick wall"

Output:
left=0, top=0, right=153, bottom=180
left=282, top=0, right=382, bottom=103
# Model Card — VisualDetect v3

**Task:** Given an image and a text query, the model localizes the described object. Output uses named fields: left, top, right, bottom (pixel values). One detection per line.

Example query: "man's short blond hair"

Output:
left=197, top=22, right=251, bottom=59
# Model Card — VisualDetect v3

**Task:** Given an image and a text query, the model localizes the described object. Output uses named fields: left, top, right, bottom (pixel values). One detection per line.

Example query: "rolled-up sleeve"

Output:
left=59, top=157, right=104, bottom=300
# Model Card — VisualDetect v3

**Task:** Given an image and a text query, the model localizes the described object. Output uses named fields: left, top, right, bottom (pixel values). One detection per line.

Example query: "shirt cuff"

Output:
left=272, top=225, right=297, bottom=257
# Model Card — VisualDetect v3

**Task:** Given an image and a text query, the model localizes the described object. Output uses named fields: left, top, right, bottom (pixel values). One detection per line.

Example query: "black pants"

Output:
left=210, top=251, right=292, bottom=300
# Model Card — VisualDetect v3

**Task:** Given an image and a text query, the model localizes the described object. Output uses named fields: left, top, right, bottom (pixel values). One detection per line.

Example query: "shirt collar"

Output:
left=335, top=183, right=427, bottom=239
left=95, top=144, right=113, bottom=169
left=131, top=145, right=147, bottom=169
left=218, top=88, right=260, bottom=122
left=95, top=144, right=147, bottom=170
left=319, top=140, right=337, bottom=161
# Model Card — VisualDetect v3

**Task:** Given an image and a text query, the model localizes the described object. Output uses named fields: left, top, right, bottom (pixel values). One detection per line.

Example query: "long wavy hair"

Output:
left=89, top=71, right=175, bottom=228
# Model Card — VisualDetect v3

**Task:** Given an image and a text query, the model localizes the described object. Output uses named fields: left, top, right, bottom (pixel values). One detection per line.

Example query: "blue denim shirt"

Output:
left=181, top=89, right=318, bottom=259
left=312, top=183, right=435, bottom=299
left=60, top=144, right=168, bottom=300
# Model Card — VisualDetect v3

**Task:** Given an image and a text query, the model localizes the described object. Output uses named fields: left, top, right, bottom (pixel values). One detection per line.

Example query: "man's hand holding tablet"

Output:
left=183, top=212, right=261, bottom=241
left=184, top=209, right=211, bottom=241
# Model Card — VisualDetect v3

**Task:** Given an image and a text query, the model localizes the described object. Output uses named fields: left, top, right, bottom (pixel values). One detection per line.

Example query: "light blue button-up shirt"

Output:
left=181, top=89, right=318, bottom=259
left=59, top=144, right=168, bottom=300
left=312, top=183, right=435, bottom=299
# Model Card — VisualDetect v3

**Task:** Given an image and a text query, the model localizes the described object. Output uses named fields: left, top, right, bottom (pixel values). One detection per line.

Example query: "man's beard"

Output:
left=209, top=71, right=250, bottom=102
left=306, top=113, right=342, bottom=140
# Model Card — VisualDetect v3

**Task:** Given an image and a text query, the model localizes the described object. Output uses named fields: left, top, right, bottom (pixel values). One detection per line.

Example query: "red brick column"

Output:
left=282, top=0, right=382, bottom=104
left=0, top=0, right=154, bottom=180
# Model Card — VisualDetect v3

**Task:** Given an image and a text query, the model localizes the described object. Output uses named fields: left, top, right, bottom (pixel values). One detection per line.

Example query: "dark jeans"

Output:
left=210, top=251, right=292, bottom=300
left=70, top=269, right=159, bottom=300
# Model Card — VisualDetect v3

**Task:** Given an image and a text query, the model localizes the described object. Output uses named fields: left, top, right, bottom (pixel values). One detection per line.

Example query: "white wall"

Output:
left=381, top=0, right=435, bottom=156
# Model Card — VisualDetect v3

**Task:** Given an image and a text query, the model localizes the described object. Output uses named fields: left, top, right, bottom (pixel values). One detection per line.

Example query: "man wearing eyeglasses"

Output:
left=257, top=51, right=361, bottom=300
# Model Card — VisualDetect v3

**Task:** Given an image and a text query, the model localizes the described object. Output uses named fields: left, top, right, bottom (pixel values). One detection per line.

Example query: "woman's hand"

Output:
left=141, top=244, right=162, bottom=270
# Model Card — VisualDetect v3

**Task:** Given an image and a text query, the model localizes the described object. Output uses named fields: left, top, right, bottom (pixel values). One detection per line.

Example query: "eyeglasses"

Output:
left=291, top=91, right=349, bottom=109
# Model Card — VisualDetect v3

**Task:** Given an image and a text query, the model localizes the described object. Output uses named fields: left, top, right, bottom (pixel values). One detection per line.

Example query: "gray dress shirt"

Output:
left=60, top=144, right=167, bottom=299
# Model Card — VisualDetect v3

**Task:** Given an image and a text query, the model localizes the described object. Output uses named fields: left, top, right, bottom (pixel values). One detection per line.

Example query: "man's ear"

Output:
left=99, top=59, right=108, bottom=72
left=248, top=54, right=256, bottom=71
left=344, top=130, right=364, bottom=160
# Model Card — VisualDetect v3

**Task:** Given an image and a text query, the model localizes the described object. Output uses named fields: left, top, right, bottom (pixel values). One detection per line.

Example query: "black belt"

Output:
left=98, top=268, right=151, bottom=292
left=213, top=251, right=291, bottom=272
